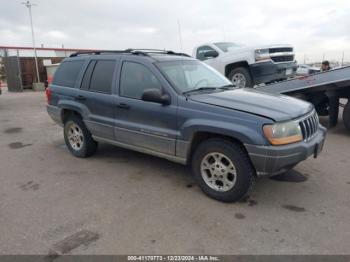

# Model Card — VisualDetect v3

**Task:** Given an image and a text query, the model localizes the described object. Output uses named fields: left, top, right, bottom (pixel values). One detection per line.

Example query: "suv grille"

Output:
left=299, top=111, right=319, bottom=140
left=271, top=55, right=294, bottom=62
left=269, top=47, right=293, bottom=53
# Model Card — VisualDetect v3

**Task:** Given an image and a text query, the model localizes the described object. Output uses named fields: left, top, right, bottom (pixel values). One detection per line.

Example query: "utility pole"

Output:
left=341, top=51, right=344, bottom=67
left=22, top=1, right=40, bottom=83
left=177, top=19, right=183, bottom=53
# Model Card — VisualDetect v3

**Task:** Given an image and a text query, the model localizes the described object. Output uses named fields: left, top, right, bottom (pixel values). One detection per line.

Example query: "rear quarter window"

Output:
left=52, top=60, right=85, bottom=88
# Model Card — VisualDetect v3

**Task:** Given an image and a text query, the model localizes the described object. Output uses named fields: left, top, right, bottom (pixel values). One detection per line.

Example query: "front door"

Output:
left=196, top=45, right=219, bottom=70
left=114, top=60, right=178, bottom=156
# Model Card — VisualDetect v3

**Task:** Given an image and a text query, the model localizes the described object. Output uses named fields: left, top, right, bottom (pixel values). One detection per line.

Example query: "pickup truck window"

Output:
left=120, top=61, right=162, bottom=99
left=52, top=60, right=84, bottom=88
left=89, top=60, right=116, bottom=94
left=214, top=42, right=241, bottom=52
left=158, top=60, right=231, bottom=93
left=196, top=46, right=216, bottom=61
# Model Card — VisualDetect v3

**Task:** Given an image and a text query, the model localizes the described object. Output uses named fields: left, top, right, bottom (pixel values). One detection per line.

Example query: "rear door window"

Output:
left=89, top=60, right=116, bottom=94
left=80, top=60, right=116, bottom=93
left=52, top=60, right=84, bottom=88
left=80, top=61, right=96, bottom=90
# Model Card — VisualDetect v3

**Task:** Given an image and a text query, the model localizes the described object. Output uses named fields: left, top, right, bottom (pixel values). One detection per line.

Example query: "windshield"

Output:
left=157, top=60, right=232, bottom=93
left=214, top=42, right=241, bottom=52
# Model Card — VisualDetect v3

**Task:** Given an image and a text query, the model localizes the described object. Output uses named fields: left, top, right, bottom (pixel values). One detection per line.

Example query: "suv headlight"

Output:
left=255, top=49, right=270, bottom=62
left=263, top=121, right=303, bottom=145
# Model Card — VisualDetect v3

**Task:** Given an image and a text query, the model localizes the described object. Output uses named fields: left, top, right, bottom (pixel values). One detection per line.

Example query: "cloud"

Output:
left=0, top=0, right=349, bottom=62
left=120, top=26, right=159, bottom=34
left=46, top=30, right=68, bottom=40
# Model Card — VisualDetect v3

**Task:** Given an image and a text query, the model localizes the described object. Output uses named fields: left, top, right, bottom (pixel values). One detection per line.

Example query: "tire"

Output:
left=315, top=102, right=329, bottom=116
left=64, top=115, right=98, bottom=158
left=191, top=138, right=255, bottom=202
left=228, top=67, right=253, bottom=88
left=328, top=96, right=339, bottom=128
left=343, top=101, right=350, bottom=131
left=293, top=93, right=307, bottom=101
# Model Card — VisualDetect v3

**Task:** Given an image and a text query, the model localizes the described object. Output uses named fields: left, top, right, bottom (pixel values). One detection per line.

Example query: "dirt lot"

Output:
left=0, top=89, right=349, bottom=255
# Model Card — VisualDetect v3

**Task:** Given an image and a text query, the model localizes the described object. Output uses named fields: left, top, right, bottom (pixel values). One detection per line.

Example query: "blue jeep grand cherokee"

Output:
left=46, top=49, right=326, bottom=202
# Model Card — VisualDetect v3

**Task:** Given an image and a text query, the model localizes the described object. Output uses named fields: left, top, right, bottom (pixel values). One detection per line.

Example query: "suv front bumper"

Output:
left=244, top=125, right=327, bottom=176
left=250, top=61, right=297, bottom=84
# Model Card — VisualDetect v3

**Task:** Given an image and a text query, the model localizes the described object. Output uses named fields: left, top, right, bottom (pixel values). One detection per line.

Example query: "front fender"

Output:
left=221, top=50, right=255, bottom=65
left=180, top=118, right=268, bottom=145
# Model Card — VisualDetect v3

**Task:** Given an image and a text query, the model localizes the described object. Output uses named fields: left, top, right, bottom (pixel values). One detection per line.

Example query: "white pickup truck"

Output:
left=193, top=42, right=297, bottom=87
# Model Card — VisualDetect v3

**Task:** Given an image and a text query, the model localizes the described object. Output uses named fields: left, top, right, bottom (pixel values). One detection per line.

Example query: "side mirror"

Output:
left=141, top=88, right=170, bottom=105
left=204, top=50, right=219, bottom=59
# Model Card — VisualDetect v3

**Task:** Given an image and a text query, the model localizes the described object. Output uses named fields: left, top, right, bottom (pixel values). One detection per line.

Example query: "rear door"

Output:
left=114, top=58, right=178, bottom=156
left=77, top=57, right=118, bottom=140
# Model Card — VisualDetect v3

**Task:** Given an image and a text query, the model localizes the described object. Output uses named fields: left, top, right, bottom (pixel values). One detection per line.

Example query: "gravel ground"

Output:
left=0, top=89, right=349, bottom=255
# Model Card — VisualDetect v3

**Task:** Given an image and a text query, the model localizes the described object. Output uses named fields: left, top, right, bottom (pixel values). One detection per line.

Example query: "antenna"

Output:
left=177, top=19, right=183, bottom=53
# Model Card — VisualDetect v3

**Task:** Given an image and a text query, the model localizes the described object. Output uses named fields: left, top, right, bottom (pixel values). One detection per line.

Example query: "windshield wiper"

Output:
left=182, top=87, right=218, bottom=95
left=183, top=85, right=236, bottom=95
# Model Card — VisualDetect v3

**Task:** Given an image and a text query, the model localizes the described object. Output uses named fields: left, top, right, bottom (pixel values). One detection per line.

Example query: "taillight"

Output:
left=45, top=87, right=52, bottom=104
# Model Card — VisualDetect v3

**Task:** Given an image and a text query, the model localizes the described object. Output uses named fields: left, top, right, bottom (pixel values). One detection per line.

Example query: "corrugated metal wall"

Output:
left=3, top=56, right=23, bottom=92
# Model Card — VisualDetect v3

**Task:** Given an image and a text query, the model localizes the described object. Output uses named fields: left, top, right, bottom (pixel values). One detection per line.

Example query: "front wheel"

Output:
left=228, top=67, right=253, bottom=88
left=191, top=138, right=255, bottom=202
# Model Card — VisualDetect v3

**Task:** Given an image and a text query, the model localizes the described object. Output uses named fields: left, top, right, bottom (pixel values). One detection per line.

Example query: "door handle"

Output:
left=117, top=103, right=130, bottom=109
left=75, top=95, right=86, bottom=101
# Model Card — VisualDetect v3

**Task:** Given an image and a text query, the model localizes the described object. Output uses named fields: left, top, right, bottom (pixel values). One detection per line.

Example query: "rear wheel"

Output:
left=191, top=138, right=254, bottom=202
left=328, top=96, right=339, bottom=128
left=64, top=115, right=98, bottom=157
left=228, top=67, right=253, bottom=88
left=343, top=101, right=350, bottom=131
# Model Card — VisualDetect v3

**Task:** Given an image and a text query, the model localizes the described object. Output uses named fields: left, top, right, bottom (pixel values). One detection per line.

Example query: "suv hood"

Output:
left=189, top=88, right=313, bottom=122
left=219, top=44, right=293, bottom=56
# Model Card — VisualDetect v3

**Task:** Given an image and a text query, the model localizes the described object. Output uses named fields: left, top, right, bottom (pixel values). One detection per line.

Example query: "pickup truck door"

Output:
left=114, top=59, right=178, bottom=156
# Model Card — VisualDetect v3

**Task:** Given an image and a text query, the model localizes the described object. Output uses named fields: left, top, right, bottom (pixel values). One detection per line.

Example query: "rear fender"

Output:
left=58, top=100, right=89, bottom=121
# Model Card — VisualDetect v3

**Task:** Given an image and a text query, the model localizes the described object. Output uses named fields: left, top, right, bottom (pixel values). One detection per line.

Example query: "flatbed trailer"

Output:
left=257, top=66, right=350, bottom=131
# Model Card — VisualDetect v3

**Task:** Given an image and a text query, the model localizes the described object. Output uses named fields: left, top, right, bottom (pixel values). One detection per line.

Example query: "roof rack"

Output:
left=127, top=49, right=191, bottom=57
left=69, top=49, right=190, bottom=58
left=69, top=50, right=135, bottom=57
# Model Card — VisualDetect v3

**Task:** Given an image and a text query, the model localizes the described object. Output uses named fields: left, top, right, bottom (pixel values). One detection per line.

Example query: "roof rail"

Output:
left=69, top=49, right=190, bottom=58
left=127, top=49, right=191, bottom=57
left=69, top=50, right=135, bottom=57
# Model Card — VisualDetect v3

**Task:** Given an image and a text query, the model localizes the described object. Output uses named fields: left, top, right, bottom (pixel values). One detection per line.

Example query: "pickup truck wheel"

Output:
left=228, top=67, right=253, bottom=88
left=192, top=138, right=254, bottom=202
left=343, top=101, right=350, bottom=131
left=64, top=115, right=98, bottom=158
left=328, top=96, right=339, bottom=128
